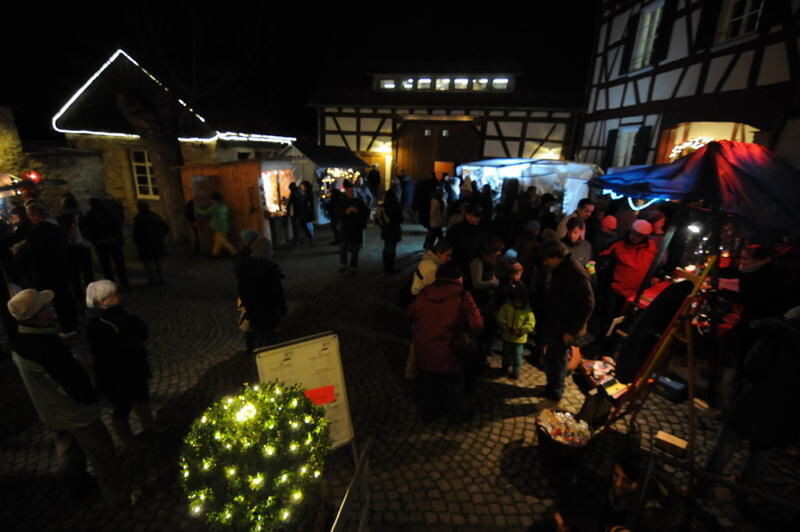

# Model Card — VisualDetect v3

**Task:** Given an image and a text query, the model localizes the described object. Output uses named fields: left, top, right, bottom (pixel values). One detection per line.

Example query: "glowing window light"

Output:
left=669, top=137, right=714, bottom=160
left=402, top=78, right=414, bottom=89
left=435, top=78, right=451, bottom=91
left=379, top=79, right=396, bottom=90
left=453, top=78, right=469, bottom=89
left=492, top=77, right=510, bottom=90
left=417, top=78, right=432, bottom=89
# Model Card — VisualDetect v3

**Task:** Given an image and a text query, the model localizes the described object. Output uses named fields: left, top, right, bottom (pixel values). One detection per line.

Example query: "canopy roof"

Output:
left=592, top=141, right=800, bottom=238
left=459, top=158, right=601, bottom=180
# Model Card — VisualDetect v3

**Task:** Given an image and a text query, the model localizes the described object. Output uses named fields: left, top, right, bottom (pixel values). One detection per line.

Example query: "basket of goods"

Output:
left=535, top=408, right=592, bottom=460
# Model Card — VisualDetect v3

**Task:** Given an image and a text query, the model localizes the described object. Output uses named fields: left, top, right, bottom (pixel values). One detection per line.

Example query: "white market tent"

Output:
left=457, top=158, right=603, bottom=214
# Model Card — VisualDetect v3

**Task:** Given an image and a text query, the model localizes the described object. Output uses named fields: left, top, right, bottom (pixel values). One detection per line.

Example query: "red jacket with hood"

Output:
left=408, top=279, right=484, bottom=373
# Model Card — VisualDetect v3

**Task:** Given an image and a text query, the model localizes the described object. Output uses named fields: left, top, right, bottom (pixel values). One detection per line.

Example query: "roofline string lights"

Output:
left=601, top=188, right=668, bottom=211
left=51, top=49, right=295, bottom=145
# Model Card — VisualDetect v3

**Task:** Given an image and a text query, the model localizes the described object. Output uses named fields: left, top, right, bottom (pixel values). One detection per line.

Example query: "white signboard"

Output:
left=255, top=332, right=354, bottom=450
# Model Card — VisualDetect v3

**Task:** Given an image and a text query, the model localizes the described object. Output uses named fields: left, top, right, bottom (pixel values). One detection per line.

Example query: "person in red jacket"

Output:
left=408, top=262, right=483, bottom=423
left=599, top=219, right=657, bottom=314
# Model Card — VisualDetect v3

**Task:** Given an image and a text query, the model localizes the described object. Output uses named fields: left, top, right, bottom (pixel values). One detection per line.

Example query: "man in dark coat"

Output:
left=237, top=237, right=287, bottom=351
left=26, top=203, right=78, bottom=335
left=81, top=198, right=130, bottom=287
left=379, top=187, right=403, bottom=273
left=536, top=240, right=594, bottom=402
left=132, top=201, right=169, bottom=286
left=446, top=203, right=488, bottom=274
left=336, top=182, right=370, bottom=275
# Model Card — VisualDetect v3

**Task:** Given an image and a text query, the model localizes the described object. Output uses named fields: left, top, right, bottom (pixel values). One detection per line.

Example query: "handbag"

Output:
left=452, top=290, right=478, bottom=359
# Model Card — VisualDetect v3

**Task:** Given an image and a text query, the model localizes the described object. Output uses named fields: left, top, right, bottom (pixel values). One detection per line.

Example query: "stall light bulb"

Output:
left=192, top=504, right=202, bottom=514
left=291, top=490, right=303, bottom=502
left=227, top=467, right=237, bottom=477
left=688, top=224, right=701, bottom=234
left=281, top=509, right=291, bottom=521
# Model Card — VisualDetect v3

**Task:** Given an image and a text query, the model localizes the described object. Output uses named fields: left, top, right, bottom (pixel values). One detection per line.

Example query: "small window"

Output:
left=630, top=1, right=664, bottom=71
left=613, top=128, right=638, bottom=167
left=379, top=79, right=396, bottom=90
left=424, top=129, right=432, bottom=137
left=492, top=78, right=509, bottom=90
left=417, top=78, right=432, bottom=89
left=130, top=150, right=159, bottom=199
left=472, top=78, right=489, bottom=91
left=435, top=78, right=451, bottom=91
left=453, top=78, right=469, bottom=90
left=402, top=78, right=414, bottom=90
left=442, top=129, right=449, bottom=137
left=718, top=0, right=764, bottom=42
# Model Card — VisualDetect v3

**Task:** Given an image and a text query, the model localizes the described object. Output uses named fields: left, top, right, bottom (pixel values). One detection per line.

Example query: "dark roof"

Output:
left=292, top=142, right=369, bottom=168
left=53, top=51, right=215, bottom=139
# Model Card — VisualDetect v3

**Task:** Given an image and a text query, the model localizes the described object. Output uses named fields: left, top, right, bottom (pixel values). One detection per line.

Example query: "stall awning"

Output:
left=591, top=141, right=800, bottom=238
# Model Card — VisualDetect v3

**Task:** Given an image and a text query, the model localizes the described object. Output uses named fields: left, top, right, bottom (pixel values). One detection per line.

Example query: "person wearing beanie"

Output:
left=85, top=280, right=166, bottom=451
left=408, top=261, right=483, bottom=423
left=591, top=214, right=619, bottom=255
left=8, top=288, right=132, bottom=509
left=599, top=217, right=658, bottom=314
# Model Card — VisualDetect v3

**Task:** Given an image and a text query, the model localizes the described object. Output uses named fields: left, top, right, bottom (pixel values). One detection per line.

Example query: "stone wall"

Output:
left=0, top=107, right=24, bottom=174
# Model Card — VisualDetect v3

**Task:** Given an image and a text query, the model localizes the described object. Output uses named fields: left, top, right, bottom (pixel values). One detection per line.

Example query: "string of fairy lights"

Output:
left=179, top=382, right=330, bottom=530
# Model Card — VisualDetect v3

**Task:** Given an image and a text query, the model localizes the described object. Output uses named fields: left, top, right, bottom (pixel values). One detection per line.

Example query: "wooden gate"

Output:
left=395, top=120, right=482, bottom=180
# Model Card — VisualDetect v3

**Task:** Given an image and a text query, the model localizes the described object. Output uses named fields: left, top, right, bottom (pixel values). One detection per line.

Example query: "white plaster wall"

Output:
left=721, top=50, right=754, bottom=92
left=757, top=42, right=791, bottom=86
left=704, top=55, right=734, bottom=93
left=675, top=63, right=701, bottom=98
left=652, top=69, right=682, bottom=100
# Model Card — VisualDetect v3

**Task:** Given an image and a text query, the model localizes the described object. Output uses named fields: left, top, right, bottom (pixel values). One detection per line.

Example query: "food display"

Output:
left=536, top=409, right=592, bottom=447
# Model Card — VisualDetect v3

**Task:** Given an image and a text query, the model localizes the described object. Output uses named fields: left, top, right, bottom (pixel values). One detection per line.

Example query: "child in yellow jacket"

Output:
left=497, top=287, right=536, bottom=379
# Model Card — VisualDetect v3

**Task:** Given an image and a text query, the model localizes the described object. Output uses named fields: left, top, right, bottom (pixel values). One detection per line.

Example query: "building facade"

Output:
left=577, top=0, right=800, bottom=170
left=311, top=68, right=582, bottom=185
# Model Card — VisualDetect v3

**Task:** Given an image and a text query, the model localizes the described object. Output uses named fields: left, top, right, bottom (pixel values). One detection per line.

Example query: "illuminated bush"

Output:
left=179, top=382, right=330, bottom=530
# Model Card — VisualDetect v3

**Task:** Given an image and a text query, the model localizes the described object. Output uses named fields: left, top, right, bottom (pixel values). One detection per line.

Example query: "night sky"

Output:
left=2, top=2, right=596, bottom=142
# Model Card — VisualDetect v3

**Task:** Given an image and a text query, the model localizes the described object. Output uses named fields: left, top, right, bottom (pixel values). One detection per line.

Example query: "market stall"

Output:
left=457, top=158, right=602, bottom=215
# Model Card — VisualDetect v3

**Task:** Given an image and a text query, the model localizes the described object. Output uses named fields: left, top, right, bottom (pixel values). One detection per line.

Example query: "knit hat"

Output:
left=632, top=219, right=653, bottom=235
left=8, top=289, right=54, bottom=321
left=601, top=215, right=618, bottom=231
left=509, top=262, right=524, bottom=274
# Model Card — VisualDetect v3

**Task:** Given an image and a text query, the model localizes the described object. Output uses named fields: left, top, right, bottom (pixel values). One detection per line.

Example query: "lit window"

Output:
left=492, top=78, right=509, bottom=90
left=613, top=128, right=638, bottom=167
left=402, top=78, right=414, bottom=90
left=435, top=78, right=451, bottom=91
left=719, top=0, right=764, bottom=42
left=417, top=78, right=432, bottom=89
left=379, top=79, right=396, bottom=90
left=472, top=78, right=489, bottom=91
left=453, top=78, right=469, bottom=90
left=442, top=129, right=449, bottom=137
left=130, top=150, right=159, bottom=199
left=630, top=1, right=664, bottom=71
left=424, top=129, right=432, bottom=137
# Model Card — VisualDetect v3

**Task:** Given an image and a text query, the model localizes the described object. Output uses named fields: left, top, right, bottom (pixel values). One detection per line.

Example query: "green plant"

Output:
left=180, top=382, right=330, bottom=530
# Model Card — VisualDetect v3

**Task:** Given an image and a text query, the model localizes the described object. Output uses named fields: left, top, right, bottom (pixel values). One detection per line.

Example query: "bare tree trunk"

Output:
left=116, top=92, right=188, bottom=243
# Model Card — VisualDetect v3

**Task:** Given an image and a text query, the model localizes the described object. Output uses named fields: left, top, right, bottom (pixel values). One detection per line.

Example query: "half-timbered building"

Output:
left=577, top=0, right=800, bottom=169
left=310, top=62, right=583, bottom=187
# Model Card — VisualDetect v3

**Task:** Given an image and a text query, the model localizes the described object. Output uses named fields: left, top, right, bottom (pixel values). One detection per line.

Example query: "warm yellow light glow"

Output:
left=263, top=445, right=275, bottom=457
left=250, top=474, right=264, bottom=489
left=200, top=416, right=208, bottom=424
left=669, top=137, right=714, bottom=161
left=227, top=467, right=237, bottom=477
left=291, top=490, right=302, bottom=502
left=289, top=442, right=299, bottom=453
left=281, top=509, right=291, bottom=521
left=235, top=403, right=257, bottom=423
left=192, top=504, right=202, bottom=514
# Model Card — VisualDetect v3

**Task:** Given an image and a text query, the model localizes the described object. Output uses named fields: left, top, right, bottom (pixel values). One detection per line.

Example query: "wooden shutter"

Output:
left=631, top=126, right=653, bottom=165
left=619, top=13, right=640, bottom=75
left=603, top=129, right=619, bottom=170
left=694, top=0, right=723, bottom=51
left=652, top=1, right=677, bottom=63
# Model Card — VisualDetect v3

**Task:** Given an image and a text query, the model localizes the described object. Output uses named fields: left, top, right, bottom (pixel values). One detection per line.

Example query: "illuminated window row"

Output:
left=376, top=75, right=512, bottom=92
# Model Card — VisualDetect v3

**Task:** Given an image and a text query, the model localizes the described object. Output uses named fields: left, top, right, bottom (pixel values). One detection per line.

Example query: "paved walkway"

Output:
left=0, top=225, right=797, bottom=531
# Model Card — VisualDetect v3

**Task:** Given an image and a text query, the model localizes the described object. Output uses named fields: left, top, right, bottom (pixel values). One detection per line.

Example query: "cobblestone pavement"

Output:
left=1, top=224, right=797, bottom=531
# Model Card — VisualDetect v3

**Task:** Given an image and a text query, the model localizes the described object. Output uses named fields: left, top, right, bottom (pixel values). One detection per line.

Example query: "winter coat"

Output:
left=600, top=237, right=657, bottom=299
left=237, top=256, right=287, bottom=330
left=196, top=202, right=231, bottom=234
left=728, top=316, right=800, bottom=447
left=86, top=306, right=151, bottom=395
left=133, top=210, right=169, bottom=260
left=562, top=237, right=592, bottom=269
left=408, top=279, right=484, bottom=374
left=336, top=196, right=370, bottom=245
left=541, top=255, right=594, bottom=339
left=379, top=190, right=403, bottom=243
left=497, top=302, right=536, bottom=344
